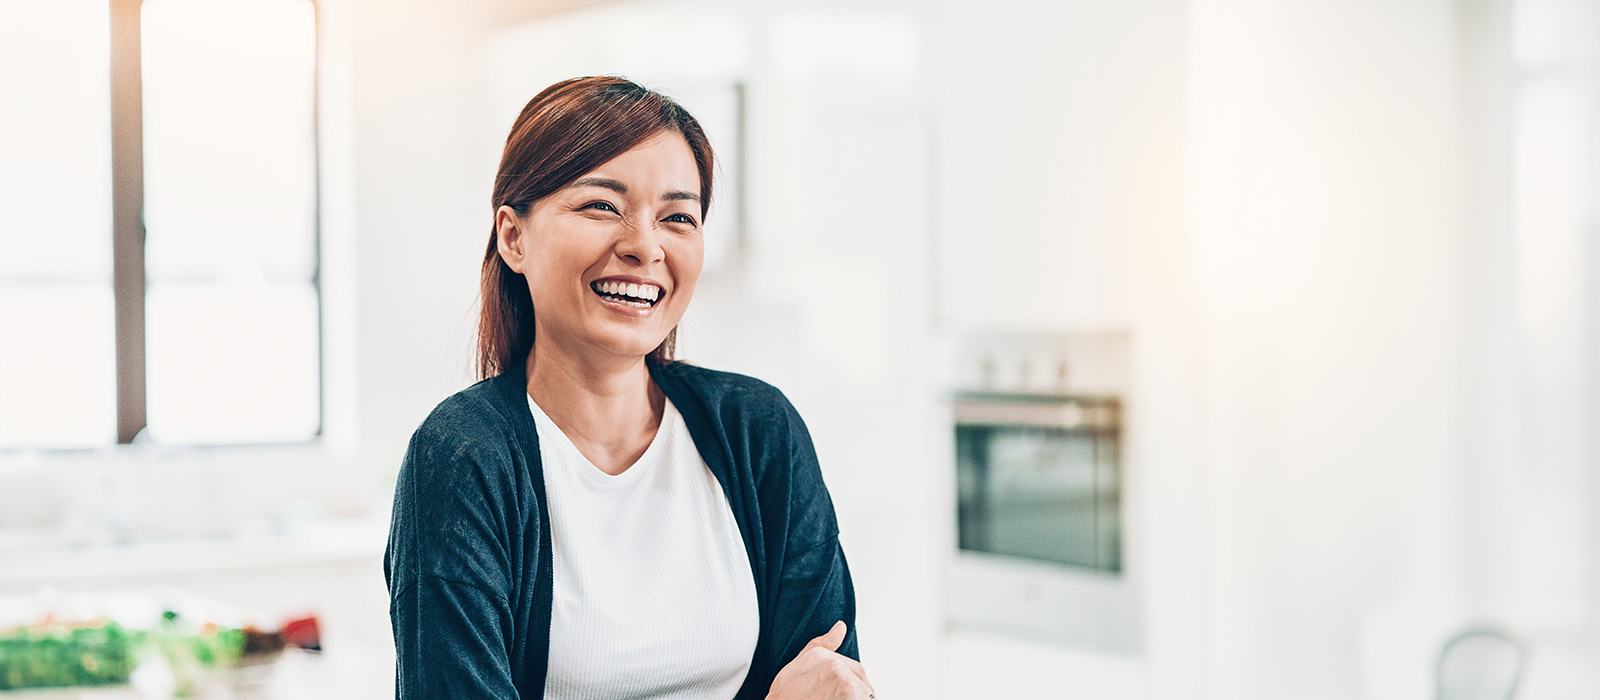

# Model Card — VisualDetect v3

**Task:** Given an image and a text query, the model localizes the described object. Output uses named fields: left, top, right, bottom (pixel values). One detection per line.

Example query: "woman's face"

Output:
left=498, top=130, right=705, bottom=362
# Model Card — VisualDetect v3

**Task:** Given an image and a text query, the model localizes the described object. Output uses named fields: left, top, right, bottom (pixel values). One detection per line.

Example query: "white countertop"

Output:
left=0, top=517, right=387, bottom=590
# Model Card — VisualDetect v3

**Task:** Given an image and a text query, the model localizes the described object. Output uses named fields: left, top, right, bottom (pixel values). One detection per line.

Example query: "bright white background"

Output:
left=0, top=0, right=1596, bottom=698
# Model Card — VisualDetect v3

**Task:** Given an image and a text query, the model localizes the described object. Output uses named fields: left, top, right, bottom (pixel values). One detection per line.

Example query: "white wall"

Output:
left=1188, top=1, right=1471, bottom=697
left=1188, top=1, right=1597, bottom=699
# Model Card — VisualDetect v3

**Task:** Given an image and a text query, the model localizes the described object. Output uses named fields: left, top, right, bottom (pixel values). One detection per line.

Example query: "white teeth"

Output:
left=593, top=280, right=662, bottom=304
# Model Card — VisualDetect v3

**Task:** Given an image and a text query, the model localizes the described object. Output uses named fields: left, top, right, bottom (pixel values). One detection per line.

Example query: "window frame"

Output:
left=107, top=0, right=324, bottom=447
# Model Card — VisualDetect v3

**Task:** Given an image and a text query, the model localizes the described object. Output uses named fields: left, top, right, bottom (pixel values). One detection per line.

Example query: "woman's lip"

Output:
left=591, top=286, right=658, bottom=318
left=588, top=278, right=666, bottom=307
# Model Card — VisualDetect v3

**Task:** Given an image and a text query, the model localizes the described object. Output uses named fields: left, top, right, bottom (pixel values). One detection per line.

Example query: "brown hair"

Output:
left=476, top=76, right=714, bottom=380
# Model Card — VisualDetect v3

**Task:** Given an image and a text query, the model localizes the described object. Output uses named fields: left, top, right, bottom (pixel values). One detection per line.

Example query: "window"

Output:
left=0, top=0, right=117, bottom=449
left=0, top=0, right=321, bottom=449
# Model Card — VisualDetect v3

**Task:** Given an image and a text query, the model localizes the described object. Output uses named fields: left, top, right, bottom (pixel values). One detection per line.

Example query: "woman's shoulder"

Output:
left=651, top=360, right=799, bottom=420
left=406, top=374, right=526, bottom=461
left=650, top=360, right=820, bottom=471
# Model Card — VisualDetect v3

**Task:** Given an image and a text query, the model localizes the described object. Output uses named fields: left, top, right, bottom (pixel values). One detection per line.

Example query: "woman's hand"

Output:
left=765, top=621, right=875, bottom=700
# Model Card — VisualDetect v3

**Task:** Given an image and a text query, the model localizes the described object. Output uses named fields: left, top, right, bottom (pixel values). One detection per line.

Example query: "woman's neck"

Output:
left=523, top=336, right=665, bottom=475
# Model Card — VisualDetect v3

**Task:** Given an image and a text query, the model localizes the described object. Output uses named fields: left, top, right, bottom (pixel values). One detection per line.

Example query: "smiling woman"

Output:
left=384, top=77, right=873, bottom=700
left=494, top=130, right=706, bottom=379
left=475, top=78, right=714, bottom=379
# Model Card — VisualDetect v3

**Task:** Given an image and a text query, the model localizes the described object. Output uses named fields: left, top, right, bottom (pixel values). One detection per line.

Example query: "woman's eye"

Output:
left=582, top=201, right=618, bottom=213
left=664, top=213, right=697, bottom=226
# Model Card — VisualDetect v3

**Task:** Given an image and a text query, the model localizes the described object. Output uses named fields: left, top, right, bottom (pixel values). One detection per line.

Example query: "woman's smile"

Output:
left=589, top=276, right=667, bottom=317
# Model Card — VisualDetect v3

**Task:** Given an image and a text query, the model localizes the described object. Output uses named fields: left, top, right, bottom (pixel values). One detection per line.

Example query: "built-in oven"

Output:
left=945, top=332, right=1140, bottom=652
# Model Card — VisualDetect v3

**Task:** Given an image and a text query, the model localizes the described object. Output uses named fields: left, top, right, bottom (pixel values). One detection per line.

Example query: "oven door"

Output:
left=947, top=393, right=1141, bottom=652
left=954, top=394, right=1121, bottom=572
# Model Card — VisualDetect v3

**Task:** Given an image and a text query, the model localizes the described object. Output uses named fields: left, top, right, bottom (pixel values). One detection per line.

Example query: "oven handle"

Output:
left=952, top=399, right=1119, bottom=430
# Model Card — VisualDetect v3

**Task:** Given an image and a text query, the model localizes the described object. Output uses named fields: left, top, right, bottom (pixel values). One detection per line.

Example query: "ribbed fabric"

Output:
left=527, top=395, right=759, bottom=700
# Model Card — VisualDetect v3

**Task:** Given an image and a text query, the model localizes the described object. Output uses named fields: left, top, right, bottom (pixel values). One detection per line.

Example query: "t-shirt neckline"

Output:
left=525, top=393, right=678, bottom=487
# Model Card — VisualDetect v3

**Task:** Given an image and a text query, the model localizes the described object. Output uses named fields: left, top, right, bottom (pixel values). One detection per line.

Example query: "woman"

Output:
left=385, top=76, right=874, bottom=700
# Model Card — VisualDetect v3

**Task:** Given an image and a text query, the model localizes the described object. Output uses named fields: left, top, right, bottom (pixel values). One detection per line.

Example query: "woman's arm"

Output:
left=767, top=622, right=875, bottom=700
left=389, top=577, right=518, bottom=698
left=386, top=397, right=524, bottom=699
left=761, top=399, right=870, bottom=698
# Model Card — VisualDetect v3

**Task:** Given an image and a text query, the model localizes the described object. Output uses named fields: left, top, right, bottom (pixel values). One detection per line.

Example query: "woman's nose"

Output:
left=614, top=217, right=664, bottom=265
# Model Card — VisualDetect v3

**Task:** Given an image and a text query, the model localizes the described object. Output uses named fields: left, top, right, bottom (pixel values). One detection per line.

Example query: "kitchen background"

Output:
left=1, top=0, right=1596, bottom=698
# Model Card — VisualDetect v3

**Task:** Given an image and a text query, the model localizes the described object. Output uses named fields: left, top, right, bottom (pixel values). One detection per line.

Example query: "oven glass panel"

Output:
left=956, top=404, right=1121, bottom=573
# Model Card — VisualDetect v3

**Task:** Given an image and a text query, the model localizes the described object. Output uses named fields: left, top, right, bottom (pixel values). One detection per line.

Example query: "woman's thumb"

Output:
left=803, top=621, right=847, bottom=652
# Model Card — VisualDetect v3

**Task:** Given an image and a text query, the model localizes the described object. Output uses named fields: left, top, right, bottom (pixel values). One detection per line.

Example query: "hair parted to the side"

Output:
left=476, top=76, right=715, bottom=381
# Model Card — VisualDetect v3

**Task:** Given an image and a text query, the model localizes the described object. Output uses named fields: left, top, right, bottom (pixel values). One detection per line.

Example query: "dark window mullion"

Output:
left=109, top=0, right=145, bottom=444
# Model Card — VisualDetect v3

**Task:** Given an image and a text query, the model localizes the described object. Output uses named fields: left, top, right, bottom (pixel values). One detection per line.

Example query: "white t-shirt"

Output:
left=528, top=394, right=761, bottom=700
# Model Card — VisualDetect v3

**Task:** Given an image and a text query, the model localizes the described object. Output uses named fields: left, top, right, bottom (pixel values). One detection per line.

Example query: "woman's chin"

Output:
left=582, top=330, right=670, bottom=360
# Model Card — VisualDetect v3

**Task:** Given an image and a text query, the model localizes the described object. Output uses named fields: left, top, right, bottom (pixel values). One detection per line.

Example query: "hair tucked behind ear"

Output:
left=476, top=77, right=713, bottom=380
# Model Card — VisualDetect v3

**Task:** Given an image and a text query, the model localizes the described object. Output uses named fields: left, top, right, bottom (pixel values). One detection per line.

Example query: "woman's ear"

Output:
left=496, top=205, right=528, bottom=273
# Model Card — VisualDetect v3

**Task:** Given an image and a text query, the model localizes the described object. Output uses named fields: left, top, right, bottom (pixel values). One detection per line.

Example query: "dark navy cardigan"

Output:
left=385, top=358, right=859, bottom=699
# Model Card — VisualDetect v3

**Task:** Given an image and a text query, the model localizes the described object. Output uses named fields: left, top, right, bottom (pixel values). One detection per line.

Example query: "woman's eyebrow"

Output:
left=569, top=177, right=627, bottom=193
left=568, top=178, right=697, bottom=204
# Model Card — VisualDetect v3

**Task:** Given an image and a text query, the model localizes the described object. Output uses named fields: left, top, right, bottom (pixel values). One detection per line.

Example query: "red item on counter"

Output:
left=280, top=615, right=321, bottom=651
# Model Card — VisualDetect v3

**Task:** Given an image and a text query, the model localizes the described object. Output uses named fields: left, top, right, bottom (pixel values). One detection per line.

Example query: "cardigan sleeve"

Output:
left=766, top=398, right=861, bottom=668
left=385, top=396, right=524, bottom=699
